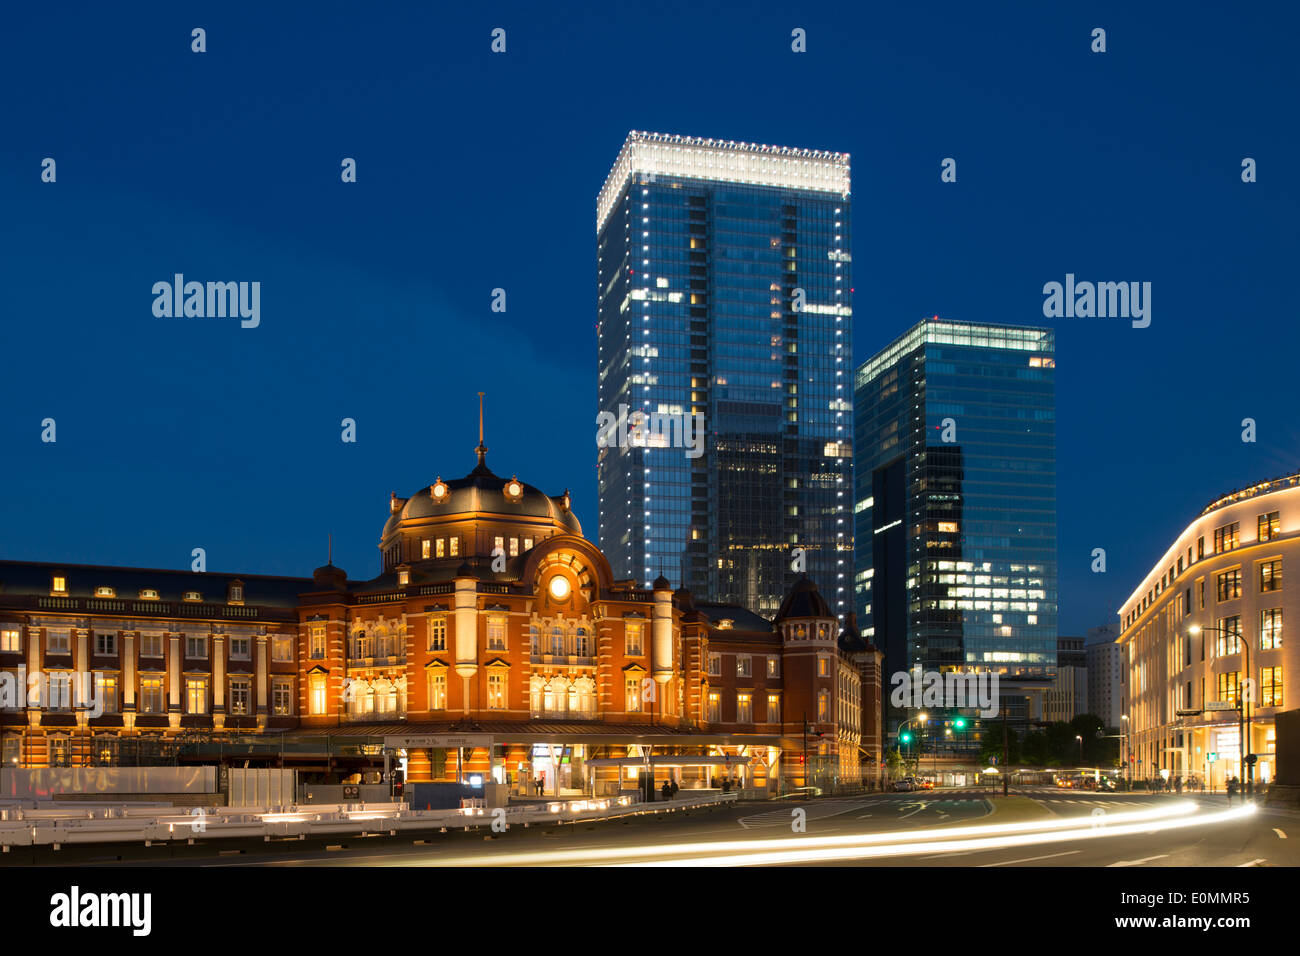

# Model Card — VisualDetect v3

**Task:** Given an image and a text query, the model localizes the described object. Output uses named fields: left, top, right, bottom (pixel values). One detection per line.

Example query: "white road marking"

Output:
left=979, top=850, right=1082, bottom=867
left=1108, top=854, right=1168, bottom=867
left=1273, top=828, right=1287, bottom=839
left=1237, top=858, right=1267, bottom=867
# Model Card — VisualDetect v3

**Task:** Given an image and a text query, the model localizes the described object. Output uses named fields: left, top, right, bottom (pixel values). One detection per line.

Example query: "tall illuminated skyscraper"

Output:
left=854, top=318, right=1058, bottom=695
left=596, top=132, right=853, bottom=617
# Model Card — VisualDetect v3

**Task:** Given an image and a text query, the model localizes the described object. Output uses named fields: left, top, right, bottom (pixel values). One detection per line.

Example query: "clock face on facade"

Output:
left=548, top=575, right=571, bottom=600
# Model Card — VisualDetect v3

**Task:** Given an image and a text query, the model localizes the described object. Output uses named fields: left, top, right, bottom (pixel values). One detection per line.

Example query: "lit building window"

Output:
left=767, top=692, right=780, bottom=722
left=428, top=671, right=447, bottom=710
left=626, top=678, right=643, bottom=713
left=428, top=616, right=447, bottom=652
left=625, top=621, right=643, bottom=656
left=186, top=678, right=208, bottom=715
left=309, top=674, right=327, bottom=715
left=707, top=653, right=721, bottom=676
left=488, top=672, right=506, bottom=709
left=736, top=655, right=751, bottom=678
left=436, top=539, right=445, bottom=558
left=271, top=634, right=292, bottom=662
left=95, top=674, right=119, bottom=714
left=272, top=678, right=292, bottom=716
left=1261, top=666, right=1283, bottom=708
left=767, top=656, right=779, bottom=677
left=51, top=575, right=67, bottom=593
left=139, top=677, right=164, bottom=714
left=95, top=587, right=115, bottom=598
left=0, top=629, right=18, bottom=653
left=228, top=583, right=243, bottom=604
left=706, top=692, right=721, bottom=723
left=487, top=617, right=507, bottom=651
left=449, top=537, right=459, bottom=557
left=422, top=539, right=431, bottom=559
left=1258, top=511, right=1280, bottom=542
left=736, top=692, right=753, bottom=723
left=817, top=689, right=829, bottom=721
left=1260, top=559, right=1282, bottom=594
left=1261, top=609, right=1283, bottom=650
left=309, top=623, right=326, bottom=659
left=229, top=677, right=250, bottom=716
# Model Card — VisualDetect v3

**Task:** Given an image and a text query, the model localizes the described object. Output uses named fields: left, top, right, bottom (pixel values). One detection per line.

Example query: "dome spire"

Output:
left=472, top=391, right=490, bottom=474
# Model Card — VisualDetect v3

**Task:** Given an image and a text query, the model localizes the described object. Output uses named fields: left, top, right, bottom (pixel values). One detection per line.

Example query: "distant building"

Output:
left=1086, top=624, right=1126, bottom=729
left=1046, top=635, right=1088, bottom=722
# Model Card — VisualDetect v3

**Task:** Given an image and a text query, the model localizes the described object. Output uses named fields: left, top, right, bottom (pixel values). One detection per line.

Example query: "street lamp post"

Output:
left=1075, top=734, right=1083, bottom=767
left=898, top=713, right=929, bottom=781
left=1121, top=714, right=1129, bottom=787
left=1188, top=624, right=1253, bottom=802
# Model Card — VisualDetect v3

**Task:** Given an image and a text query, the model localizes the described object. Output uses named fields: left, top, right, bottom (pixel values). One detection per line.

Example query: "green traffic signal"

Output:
left=953, top=717, right=967, bottom=730
left=900, top=732, right=913, bottom=743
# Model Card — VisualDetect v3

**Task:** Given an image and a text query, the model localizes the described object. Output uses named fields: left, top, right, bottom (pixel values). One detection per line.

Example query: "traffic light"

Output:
left=900, top=732, right=913, bottom=744
left=952, top=717, right=967, bottom=730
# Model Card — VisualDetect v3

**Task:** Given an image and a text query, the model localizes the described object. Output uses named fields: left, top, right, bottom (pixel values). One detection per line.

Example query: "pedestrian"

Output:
left=1227, top=776, right=1238, bottom=805
left=1175, top=776, right=1182, bottom=795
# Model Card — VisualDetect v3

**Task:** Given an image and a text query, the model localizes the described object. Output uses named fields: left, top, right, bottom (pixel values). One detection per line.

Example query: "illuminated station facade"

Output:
left=1119, top=471, right=1300, bottom=789
left=0, top=442, right=883, bottom=796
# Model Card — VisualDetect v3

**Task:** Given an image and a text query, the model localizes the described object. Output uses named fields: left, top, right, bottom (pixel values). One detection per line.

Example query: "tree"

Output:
left=885, top=746, right=905, bottom=779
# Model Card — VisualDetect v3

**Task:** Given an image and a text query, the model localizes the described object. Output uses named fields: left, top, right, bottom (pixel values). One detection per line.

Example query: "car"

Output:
left=892, top=777, right=917, bottom=792
left=1096, top=777, right=1116, bottom=792
left=919, top=779, right=935, bottom=790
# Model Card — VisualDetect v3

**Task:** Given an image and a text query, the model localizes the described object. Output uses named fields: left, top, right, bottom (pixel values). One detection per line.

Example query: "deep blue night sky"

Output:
left=1, top=2, right=1296, bottom=635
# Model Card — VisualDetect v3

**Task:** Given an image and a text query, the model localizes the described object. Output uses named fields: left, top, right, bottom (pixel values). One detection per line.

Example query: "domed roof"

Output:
left=381, top=450, right=581, bottom=539
left=773, top=576, right=833, bottom=622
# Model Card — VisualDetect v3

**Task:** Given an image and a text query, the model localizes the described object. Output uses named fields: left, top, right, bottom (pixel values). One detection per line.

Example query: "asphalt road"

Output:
left=15, top=787, right=1294, bottom=867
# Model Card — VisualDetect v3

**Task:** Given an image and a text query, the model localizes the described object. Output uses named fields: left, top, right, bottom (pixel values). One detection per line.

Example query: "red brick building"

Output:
left=0, top=444, right=882, bottom=795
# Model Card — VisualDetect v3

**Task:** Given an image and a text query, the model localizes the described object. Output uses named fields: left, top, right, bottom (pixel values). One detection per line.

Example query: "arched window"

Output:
left=374, top=678, right=397, bottom=716
left=550, top=626, right=565, bottom=658
left=529, top=675, right=545, bottom=717
left=529, top=626, right=540, bottom=656
left=575, top=627, right=590, bottom=658
left=573, top=677, right=596, bottom=719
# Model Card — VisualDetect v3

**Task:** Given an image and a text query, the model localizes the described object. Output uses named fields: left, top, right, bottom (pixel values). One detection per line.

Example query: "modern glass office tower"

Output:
left=597, top=132, right=852, bottom=618
left=853, top=318, right=1058, bottom=695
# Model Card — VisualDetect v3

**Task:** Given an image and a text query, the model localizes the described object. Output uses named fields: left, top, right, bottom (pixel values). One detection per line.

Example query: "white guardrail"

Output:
left=0, top=792, right=740, bottom=849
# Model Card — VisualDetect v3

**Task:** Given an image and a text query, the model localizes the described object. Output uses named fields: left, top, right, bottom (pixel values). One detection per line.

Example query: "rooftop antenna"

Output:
left=328, top=534, right=332, bottom=566
left=474, top=391, right=489, bottom=471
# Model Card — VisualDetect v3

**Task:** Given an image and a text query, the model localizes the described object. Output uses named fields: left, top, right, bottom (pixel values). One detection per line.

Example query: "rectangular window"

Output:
left=186, top=678, right=208, bottom=715
left=817, top=656, right=830, bottom=677
left=52, top=575, right=67, bottom=593
left=94, top=674, right=119, bottom=714
left=428, top=616, right=447, bottom=652
left=46, top=672, right=71, bottom=710
left=1214, top=522, right=1239, bottom=554
left=309, top=623, right=326, bottom=659
left=186, top=635, right=207, bottom=659
left=139, top=677, right=164, bottom=714
left=230, top=636, right=251, bottom=660
left=625, top=621, right=643, bottom=656
left=229, top=677, right=250, bottom=716
left=427, top=671, right=447, bottom=710
left=1258, top=512, right=1280, bottom=542
left=736, top=692, right=752, bottom=723
left=309, top=674, right=327, bottom=715
left=487, top=617, right=507, bottom=652
left=736, top=655, right=751, bottom=678
left=1261, top=608, right=1283, bottom=649
left=47, top=629, right=70, bottom=653
left=449, top=537, right=459, bottom=557
left=1216, top=568, right=1242, bottom=601
left=706, top=691, right=721, bottom=723
left=707, top=653, right=721, bottom=676
left=487, top=672, right=506, bottom=709
left=1198, top=579, right=1205, bottom=609
left=95, top=632, right=117, bottom=656
left=1216, top=671, right=1241, bottom=706
left=523, top=538, right=534, bottom=552
left=767, top=692, right=781, bottom=722
left=1261, top=666, right=1283, bottom=708
left=767, top=655, right=779, bottom=677
left=494, top=536, right=504, bottom=555
left=0, top=629, right=19, bottom=653
left=1215, top=617, right=1242, bottom=656
left=272, top=678, right=292, bottom=716
left=49, top=736, right=70, bottom=767
left=1260, top=559, right=1282, bottom=593
left=509, top=537, right=519, bottom=557
left=574, top=628, right=590, bottom=658
left=140, top=633, right=163, bottom=658
left=817, top=690, right=829, bottom=721
left=626, top=678, right=643, bottom=713
left=271, top=634, right=292, bottom=662
left=1197, top=536, right=1205, bottom=560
